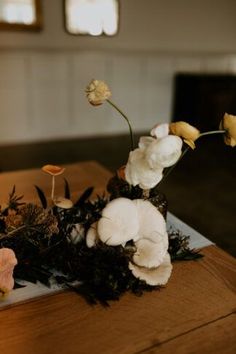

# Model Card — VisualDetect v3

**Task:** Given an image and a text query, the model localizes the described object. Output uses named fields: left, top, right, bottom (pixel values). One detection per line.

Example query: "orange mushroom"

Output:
left=42, top=164, right=65, bottom=202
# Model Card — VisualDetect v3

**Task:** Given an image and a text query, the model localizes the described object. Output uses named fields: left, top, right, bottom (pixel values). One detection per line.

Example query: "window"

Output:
left=64, top=0, right=119, bottom=36
left=0, top=0, right=42, bottom=31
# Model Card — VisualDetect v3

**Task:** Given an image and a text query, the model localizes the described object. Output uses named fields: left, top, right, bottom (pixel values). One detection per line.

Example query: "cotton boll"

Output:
left=97, top=198, right=139, bottom=246
left=145, top=135, right=183, bottom=169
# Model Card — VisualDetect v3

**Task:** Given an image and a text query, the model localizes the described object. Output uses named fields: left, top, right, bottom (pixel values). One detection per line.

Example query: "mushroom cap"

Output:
left=54, top=197, right=73, bottom=209
left=42, top=164, right=65, bottom=176
left=133, top=199, right=167, bottom=243
left=97, top=198, right=139, bottom=246
left=129, top=252, right=172, bottom=286
left=132, top=199, right=168, bottom=268
left=133, top=238, right=168, bottom=268
left=86, top=222, right=98, bottom=248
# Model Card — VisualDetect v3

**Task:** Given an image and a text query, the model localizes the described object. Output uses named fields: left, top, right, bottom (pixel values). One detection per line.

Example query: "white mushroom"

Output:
left=97, top=198, right=139, bottom=246
left=133, top=199, right=167, bottom=243
left=86, top=222, right=98, bottom=248
left=132, top=199, right=168, bottom=268
left=54, top=197, right=73, bottom=209
left=133, top=238, right=167, bottom=268
left=129, top=252, right=172, bottom=286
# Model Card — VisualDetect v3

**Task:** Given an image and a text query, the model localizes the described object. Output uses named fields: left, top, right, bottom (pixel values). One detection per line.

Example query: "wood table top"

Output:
left=0, top=161, right=235, bottom=354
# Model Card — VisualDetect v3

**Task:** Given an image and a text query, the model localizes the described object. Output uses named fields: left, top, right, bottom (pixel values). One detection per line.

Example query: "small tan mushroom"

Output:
left=54, top=197, right=73, bottom=209
left=86, top=222, right=98, bottom=248
left=41, top=164, right=65, bottom=202
left=97, top=198, right=139, bottom=246
left=42, top=165, right=65, bottom=176
left=129, top=252, right=172, bottom=286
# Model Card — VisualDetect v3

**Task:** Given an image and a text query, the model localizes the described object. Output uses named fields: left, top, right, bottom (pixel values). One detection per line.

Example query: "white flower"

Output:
left=129, top=252, right=172, bottom=286
left=145, top=135, right=183, bottom=169
left=97, top=198, right=139, bottom=246
left=150, top=123, right=169, bottom=139
left=125, top=148, right=163, bottom=190
left=138, top=136, right=156, bottom=150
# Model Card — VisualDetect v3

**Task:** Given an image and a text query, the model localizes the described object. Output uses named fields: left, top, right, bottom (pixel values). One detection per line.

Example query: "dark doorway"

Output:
left=172, top=74, right=236, bottom=131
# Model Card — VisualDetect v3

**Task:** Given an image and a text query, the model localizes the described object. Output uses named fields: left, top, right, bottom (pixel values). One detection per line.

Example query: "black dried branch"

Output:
left=64, top=178, right=71, bottom=199
left=7, top=185, right=25, bottom=210
left=34, top=185, right=47, bottom=209
left=74, top=187, right=94, bottom=207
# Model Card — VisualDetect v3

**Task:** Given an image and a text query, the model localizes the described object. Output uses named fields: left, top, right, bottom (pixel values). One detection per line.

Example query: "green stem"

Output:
left=107, top=99, right=134, bottom=151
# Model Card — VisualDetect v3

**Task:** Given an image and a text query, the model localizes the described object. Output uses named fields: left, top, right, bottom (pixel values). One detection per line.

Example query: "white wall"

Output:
left=0, top=0, right=236, bottom=144
left=1, top=0, right=236, bottom=52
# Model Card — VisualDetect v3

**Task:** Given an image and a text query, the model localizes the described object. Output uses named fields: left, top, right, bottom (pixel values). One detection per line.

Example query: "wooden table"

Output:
left=0, top=161, right=235, bottom=354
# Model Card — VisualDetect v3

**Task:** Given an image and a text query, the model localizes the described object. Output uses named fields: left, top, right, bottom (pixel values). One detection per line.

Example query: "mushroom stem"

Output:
left=51, top=175, right=55, bottom=201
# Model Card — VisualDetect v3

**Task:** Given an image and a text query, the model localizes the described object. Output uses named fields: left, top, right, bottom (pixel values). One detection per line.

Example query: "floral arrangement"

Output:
left=0, top=80, right=235, bottom=305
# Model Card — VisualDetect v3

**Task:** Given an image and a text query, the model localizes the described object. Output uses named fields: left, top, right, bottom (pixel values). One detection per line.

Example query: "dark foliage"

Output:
left=34, top=185, right=47, bottom=209
left=168, top=229, right=203, bottom=261
left=0, top=181, right=202, bottom=305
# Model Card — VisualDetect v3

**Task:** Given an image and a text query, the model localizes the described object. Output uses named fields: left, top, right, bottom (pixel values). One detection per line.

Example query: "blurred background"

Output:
left=0, top=0, right=235, bottom=256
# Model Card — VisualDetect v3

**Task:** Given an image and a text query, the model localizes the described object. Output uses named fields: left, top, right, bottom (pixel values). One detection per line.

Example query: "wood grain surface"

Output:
left=0, top=162, right=235, bottom=354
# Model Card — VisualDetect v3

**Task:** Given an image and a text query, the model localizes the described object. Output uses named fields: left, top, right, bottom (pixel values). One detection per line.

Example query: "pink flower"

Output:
left=0, top=248, right=18, bottom=296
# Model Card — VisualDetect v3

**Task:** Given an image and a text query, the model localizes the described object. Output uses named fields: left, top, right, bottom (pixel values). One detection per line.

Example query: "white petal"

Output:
left=138, top=136, right=155, bottom=150
left=125, top=149, right=163, bottom=190
left=86, top=222, right=98, bottom=248
left=150, top=123, right=169, bottom=139
left=145, top=135, right=182, bottom=168
left=129, top=253, right=172, bottom=286
left=97, top=198, right=139, bottom=246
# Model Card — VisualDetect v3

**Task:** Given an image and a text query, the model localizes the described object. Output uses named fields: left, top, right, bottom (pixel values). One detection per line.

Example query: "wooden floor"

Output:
left=0, top=133, right=235, bottom=257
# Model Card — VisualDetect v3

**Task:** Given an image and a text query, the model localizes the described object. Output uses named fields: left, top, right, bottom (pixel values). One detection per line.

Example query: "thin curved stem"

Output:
left=198, top=130, right=225, bottom=138
left=107, top=99, right=134, bottom=151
